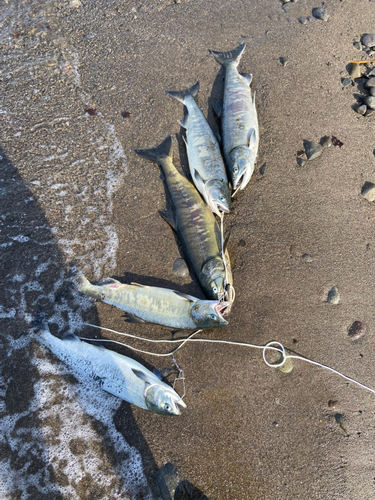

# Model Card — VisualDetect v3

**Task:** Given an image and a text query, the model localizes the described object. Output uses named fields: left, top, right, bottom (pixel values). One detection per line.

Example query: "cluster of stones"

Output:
left=296, top=136, right=331, bottom=167
left=348, top=34, right=375, bottom=117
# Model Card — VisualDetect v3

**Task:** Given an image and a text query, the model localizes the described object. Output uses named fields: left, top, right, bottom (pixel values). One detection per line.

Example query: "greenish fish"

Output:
left=74, top=267, right=229, bottom=329
left=135, top=136, right=233, bottom=303
left=209, top=43, right=259, bottom=192
left=37, top=326, right=186, bottom=415
left=166, top=82, right=231, bottom=217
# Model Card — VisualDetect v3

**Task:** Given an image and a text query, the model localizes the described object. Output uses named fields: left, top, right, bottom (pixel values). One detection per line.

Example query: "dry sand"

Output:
left=1, top=0, right=375, bottom=498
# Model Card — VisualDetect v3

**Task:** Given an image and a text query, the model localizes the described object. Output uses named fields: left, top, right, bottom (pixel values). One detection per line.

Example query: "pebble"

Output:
left=327, top=286, right=340, bottom=304
left=259, top=163, right=267, bottom=175
left=353, top=41, right=363, bottom=51
left=152, top=463, right=179, bottom=499
left=356, top=104, right=367, bottom=115
left=282, top=3, right=291, bottom=12
left=362, top=33, right=375, bottom=48
left=348, top=320, right=366, bottom=340
left=367, top=68, right=375, bottom=77
left=365, top=96, right=375, bottom=109
left=303, top=140, right=322, bottom=160
left=320, top=136, right=332, bottom=148
left=341, top=77, right=352, bottom=88
left=298, top=17, right=309, bottom=25
left=366, top=108, right=375, bottom=116
left=370, top=87, right=375, bottom=96
left=301, top=253, right=313, bottom=262
left=279, top=56, right=290, bottom=66
left=296, top=157, right=306, bottom=167
left=238, top=239, right=246, bottom=247
left=328, top=400, right=338, bottom=410
left=312, top=7, right=329, bottom=21
left=365, top=76, right=375, bottom=87
left=171, top=258, right=189, bottom=278
left=279, top=357, right=293, bottom=373
left=361, top=181, right=375, bottom=201
left=348, top=63, right=362, bottom=79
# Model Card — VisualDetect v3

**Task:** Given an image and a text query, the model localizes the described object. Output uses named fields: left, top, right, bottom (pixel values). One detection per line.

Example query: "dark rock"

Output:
left=365, top=76, right=375, bottom=87
left=353, top=41, right=363, bottom=50
left=370, top=87, right=375, bottom=96
left=362, top=33, right=375, bottom=48
left=357, top=104, right=367, bottom=115
left=296, top=157, right=306, bottom=167
left=341, top=77, right=352, bottom=88
left=303, top=140, right=322, bottom=160
left=366, top=107, right=375, bottom=116
left=361, top=181, right=375, bottom=201
left=365, top=96, right=375, bottom=109
left=279, top=56, right=290, bottom=66
left=328, top=400, right=338, bottom=409
left=259, top=163, right=266, bottom=175
left=320, top=136, right=332, bottom=148
left=348, top=63, right=361, bottom=79
left=312, top=7, right=329, bottom=21
left=172, top=258, right=189, bottom=278
left=327, top=286, right=339, bottom=304
left=348, top=321, right=366, bottom=340
left=367, top=67, right=375, bottom=77
left=301, top=253, right=313, bottom=262
left=298, top=17, right=309, bottom=24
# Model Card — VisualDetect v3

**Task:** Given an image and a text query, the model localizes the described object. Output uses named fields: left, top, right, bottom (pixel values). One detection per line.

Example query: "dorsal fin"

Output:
left=132, top=368, right=151, bottom=384
left=173, top=290, right=198, bottom=302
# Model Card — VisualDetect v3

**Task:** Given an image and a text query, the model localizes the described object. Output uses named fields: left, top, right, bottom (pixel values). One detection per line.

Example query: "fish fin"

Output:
left=247, top=128, right=257, bottom=150
left=62, top=333, right=80, bottom=341
left=209, top=43, right=246, bottom=67
left=242, top=73, right=252, bottom=85
left=173, top=290, right=197, bottom=302
left=153, top=368, right=163, bottom=380
left=193, top=168, right=205, bottom=187
left=213, top=99, right=223, bottom=118
left=223, top=230, right=231, bottom=252
left=97, top=278, right=125, bottom=290
left=216, top=130, right=222, bottom=144
left=132, top=368, right=151, bottom=384
left=135, top=135, right=173, bottom=164
left=129, top=282, right=147, bottom=288
left=124, top=313, right=146, bottom=324
left=159, top=210, right=177, bottom=231
left=178, top=114, right=189, bottom=129
left=182, top=135, right=188, bottom=148
left=166, top=82, right=200, bottom=104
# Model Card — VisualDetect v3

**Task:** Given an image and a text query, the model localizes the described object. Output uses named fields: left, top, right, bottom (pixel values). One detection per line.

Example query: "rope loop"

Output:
left=262, top=341, right=286, bottom=368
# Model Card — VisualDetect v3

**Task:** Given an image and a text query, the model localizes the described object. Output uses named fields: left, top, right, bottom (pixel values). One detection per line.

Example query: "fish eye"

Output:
left=233, top=166, right=239, bottom=173
left=210, top=314, right=216, bottom=320
left=212, top=286, right=217, bottom=293
left=164, top=403, right=171, bottom=411
left=219, top=194, right=225, bottom=201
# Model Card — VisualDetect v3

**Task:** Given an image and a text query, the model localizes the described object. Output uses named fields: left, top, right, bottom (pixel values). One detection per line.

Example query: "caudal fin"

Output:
left=209, top=43, right=246, bottom=67
left=165, top=81, right=199, bottom=105
left=69, top=263, right=91, bottom=294
left=135, top=135, right=174, bottom=164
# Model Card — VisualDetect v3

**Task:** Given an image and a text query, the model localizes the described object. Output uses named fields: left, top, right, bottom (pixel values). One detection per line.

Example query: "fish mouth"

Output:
left=210, top=200, right=230, bottom=217
left=215, top=301, right=231, bottom=319
left=171, top=396, right=187, bottom=415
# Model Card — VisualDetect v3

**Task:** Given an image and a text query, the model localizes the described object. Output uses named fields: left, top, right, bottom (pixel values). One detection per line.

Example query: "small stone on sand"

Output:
left=328, top=400, right=338, bottom=409
left=348, top=321, right=366, bottom=340
left=301, top=253, right=313, bottom=262
left=320, top=136, right=332, bottom=148
left=348, top=63, right=362, bottom=79
left=357, top=104, right=367, bottom=115
left=370, top=87, right=375, bottom=96
left=303, top=140, right=322, bottom=160
left=366, top=107, right=375, bottom=116
left=365, top=96, right=375, bottom=109
left=279, top=56, right=290, bottom=66
left=353, top=41, right=363, bottom=50
left=341, top=77, right=352, bottom=88
left=296, top=157, right=306, bottom=167
left=365, top=76, right=375, bottom=87
left=172, top=258, right=189, bottom=277
left=361, top=181, right=375, bottom=201
left=259, top=163, right=267, bottom=175
left=367, top=68, right=375, bottom=77
left=327, top=286, right=340, bottom=304
left=362, top=33, right=375, bottom=48
left=312, top=7, right=329, bottom=21
left=278, top=357, right=293, bottom=373
left=298, top=17, right=309, bottom=24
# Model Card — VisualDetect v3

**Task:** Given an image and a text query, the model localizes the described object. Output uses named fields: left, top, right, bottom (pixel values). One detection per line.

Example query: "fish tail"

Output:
left=209, top=43, right=246, bottom=67
left=69, top=263, right=92, bottom=294
left=165, top=81, right=199, bottom=105
left=135, top=135, right=174, bottom=164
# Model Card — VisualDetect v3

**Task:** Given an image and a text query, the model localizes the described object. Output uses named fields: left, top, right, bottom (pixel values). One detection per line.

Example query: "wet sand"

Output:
left=1, top=0, right=375, bottom=498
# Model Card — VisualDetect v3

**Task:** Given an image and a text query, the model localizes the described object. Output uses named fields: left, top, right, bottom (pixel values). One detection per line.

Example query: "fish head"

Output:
left=204, top=179, right=231, bottom=216
left=190, top=299, right=230, bottom=328
left=229, top=146, right=255, bottom=191
left=201, top=257, right=226, bottom=300
left=144, top=384, right=186, bottom=416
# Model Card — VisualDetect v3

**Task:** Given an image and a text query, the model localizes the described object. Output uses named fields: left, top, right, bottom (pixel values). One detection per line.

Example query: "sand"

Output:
left=1, top=0, right=375, bottom=498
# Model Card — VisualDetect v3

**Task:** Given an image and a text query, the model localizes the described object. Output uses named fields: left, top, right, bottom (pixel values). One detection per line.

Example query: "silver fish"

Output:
left=37, top=327, right=186, bottom=415
left=209, top=43, right=259, bottom=192
left=166, top=82, right=231, bottom=217
left=74, top=267, right=229, bottom=329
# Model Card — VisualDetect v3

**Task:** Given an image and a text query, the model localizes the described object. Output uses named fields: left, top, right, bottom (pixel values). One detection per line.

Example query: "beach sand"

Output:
left=1, top=0, right=375, bottom=498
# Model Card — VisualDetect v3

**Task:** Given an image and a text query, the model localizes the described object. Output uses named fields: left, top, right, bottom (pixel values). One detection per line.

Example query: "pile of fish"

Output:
left=37, top=43, right=259, bottom=416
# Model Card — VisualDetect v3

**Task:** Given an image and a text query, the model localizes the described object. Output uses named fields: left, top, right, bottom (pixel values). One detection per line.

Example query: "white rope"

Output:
left=219, top=212, right=235, bottom=303
left=80, top=324, right=375, bottom=397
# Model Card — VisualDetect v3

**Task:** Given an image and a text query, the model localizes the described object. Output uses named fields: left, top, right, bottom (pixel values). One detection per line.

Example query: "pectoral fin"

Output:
left=247, top=128, right=257, bottom=150
left=213, top=99, right=223, bottom=118
left=242, top=73, right=252, bottom=85
left=159, top=210, right=177, bottom=231
left=132, top=369, right=151, bottom=384
left=178, top=113, right=189, bottom=129
left=124, top=313, right=146, bottom=324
